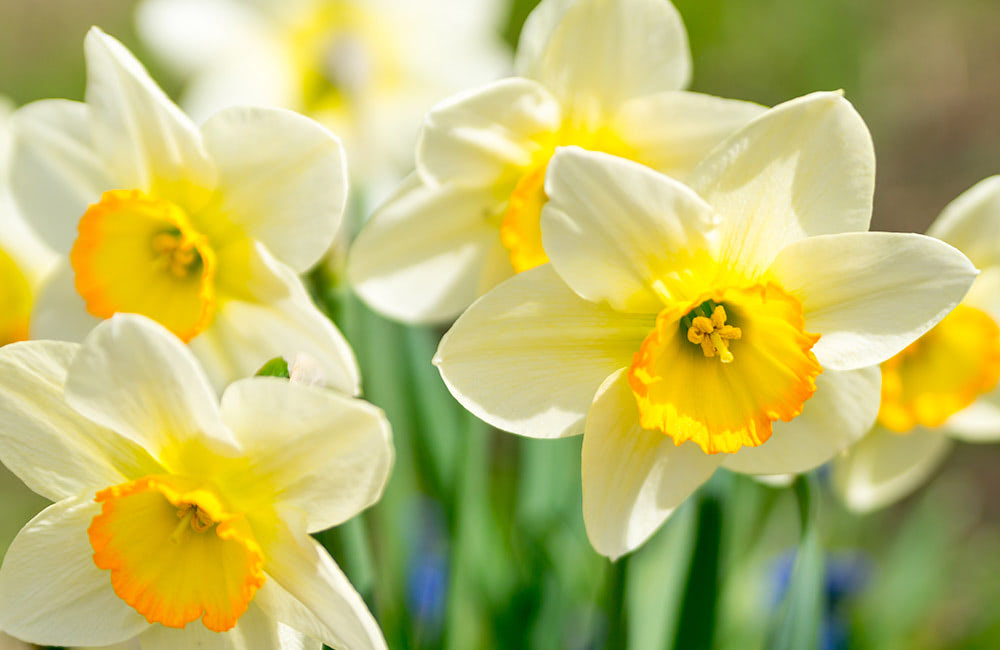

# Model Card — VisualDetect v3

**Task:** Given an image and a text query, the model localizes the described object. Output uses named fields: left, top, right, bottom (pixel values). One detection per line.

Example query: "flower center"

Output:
left=878, top=304, right=1000, bottom=433
left=88, top=475, right=266, bottom=633
left=628, top=284, right=822, bottom=454
left=70, top=190, right=218, bottom=343
left=0, top=246, right=32, bottom=346
left=289, top=2, right=400, bottom=115
left=681, top=301, right=742, bottom=363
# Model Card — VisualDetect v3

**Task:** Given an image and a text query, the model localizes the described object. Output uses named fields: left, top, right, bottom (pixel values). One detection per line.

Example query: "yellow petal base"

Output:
left=0, top=246, right=32, bottom=346
left=498, top=124, right=635, bottom=273
left=70, top=190, right=217, bottom=342
left=879, top=304, right=1000, bottom=432
left=88, top=475, right=266, bottom=632
left=628, top=284, right=822, bottom=454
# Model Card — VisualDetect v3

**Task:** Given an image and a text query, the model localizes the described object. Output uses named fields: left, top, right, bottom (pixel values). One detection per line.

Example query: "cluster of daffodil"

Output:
left=0, top=0, right=997, bottom=647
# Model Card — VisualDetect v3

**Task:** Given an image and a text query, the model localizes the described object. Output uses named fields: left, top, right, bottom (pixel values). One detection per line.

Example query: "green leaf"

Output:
left=254, top=357, right=289, bottom=378
left=765, top=476, right=826, bottom=650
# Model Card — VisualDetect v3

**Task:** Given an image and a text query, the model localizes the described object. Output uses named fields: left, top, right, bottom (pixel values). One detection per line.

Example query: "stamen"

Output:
left=172, top=504, right=214, bottom=540
left=683, top=302, right=741, bottom=363
left=152, top=230, right=202, bottom=279
left=171, top=508, right=195, bottom=543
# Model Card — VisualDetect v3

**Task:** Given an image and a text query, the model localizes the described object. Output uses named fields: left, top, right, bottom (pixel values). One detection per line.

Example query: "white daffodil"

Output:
left=135, top=0, right=509, bottom=187
left=434, top=93, right=978, bottom=559
left=833, top=176, right=1000, bottom=512
left=349, top=0, right=767, bottom=324
left=0, top=97, right=58, bottom=347
left=0, top=314, right=393, bottom=649
left=8, top=28, right=358, bottom=393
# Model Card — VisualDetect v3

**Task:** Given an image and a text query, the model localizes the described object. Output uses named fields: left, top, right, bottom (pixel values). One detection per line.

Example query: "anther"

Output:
left=686, top=303, right=741, bottom=363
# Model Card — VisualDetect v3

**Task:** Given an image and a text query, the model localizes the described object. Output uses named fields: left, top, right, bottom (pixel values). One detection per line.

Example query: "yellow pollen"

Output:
left=172, top=504, right=215, bottom=541
left=685, top=305, right=741, bottom=363
left=152, top=231, right=202, bottom=279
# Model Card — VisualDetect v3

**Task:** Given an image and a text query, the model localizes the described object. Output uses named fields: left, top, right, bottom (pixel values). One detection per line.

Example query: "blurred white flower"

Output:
left=0, top=97, right=58, bottom=347
left=349, top=0, right=766, bottom=324
left=136, top=0, right=510, bottom=189
left=0, top=314, right=393, bottom=649
left=434, top=94, right=977, bottom=559
left=8, top=28, right=359, bottom=393
left=834, top=176, right=1000, bottom=512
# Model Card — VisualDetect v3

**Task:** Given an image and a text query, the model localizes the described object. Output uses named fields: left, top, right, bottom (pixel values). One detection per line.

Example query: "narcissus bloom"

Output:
left=0, top=97, right=58, bottom=347
left=0, top=315, right=393, bottom=649
left=135, top=0, right=508, bottom=186
left=833, top=176, right=1000, bottom=512
left=349, top=0, right=766, bottom=323
left=8, top=28, right=357, bottom=392
left=434, top=93, right=977, bottom=558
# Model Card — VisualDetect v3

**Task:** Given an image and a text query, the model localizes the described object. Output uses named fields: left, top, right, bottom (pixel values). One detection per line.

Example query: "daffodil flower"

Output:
left=349, top=0, right=767, bottom=323
left=833, top=176, right=1000, bottom=512
left=434, top=93, right=978, bottom=559
left=0, top=314, right=393, bottom=649
left=135, top=0, right=509, bottom=186
left=0, top=96, right=58, bottom=347
left=8, top=28, right=358, bottom=392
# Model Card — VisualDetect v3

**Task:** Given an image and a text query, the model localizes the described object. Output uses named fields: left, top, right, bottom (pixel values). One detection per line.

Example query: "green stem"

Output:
left=673, top=493, right=723, bottom=650
left=606, top=555, right=630, bottom=648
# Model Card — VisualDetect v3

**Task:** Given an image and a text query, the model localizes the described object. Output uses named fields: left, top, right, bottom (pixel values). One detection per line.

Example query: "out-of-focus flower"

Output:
left=8, top=28, right=358, bottom=392
left=833, top=177, right=1000, bottom=512
left=135, top=0, right=509, bottom=189
left=349, top=0, right=767, bottom=324
left=0, top=97, right=58, bottom=347
left=0, top=314, right=393, bottom=649
left=434, top=93, right=977, bottom=559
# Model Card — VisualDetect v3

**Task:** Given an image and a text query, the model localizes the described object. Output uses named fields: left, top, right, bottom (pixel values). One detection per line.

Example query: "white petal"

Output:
left=688, top=92, right=876, bottom=278
left=944, top=393, right=1000, bottom=442
left=434, top=264, right=653, bottom=439
left=0, top=340, right=159, bottom=501
left=542, top=147, right=717, bottom=312
left=516, top=0, right=690, bottom=120
left=30, top=262, right=103, bottom=342
left=8, top=99, right=112, bottom=254
left=0, top=497, right=149, bottom=646
left=582, top=370, right=721, bottom=559
left=348, top=175, right=513, bottom=324
left=926, top=175, right=1000, bottom=270
left=832, top=426, right=952, bottom=513
left=256, top=530, right=387, bottom=650
left=614, top=91, right=767, bottom=178
left=64, top=314, right=238, bottom=460
left=769, top=232, right=977, bottom=371
left=220, top=378, right=393, bottom=533
left=416, top=77, right=561, bottom=187
left=201, top=107, right=348, bottom=273
left=723, top=366, right=881, bottom=475
left=136, top=603, right=317, bottom=650
left=83, top=28, right=215, bottom=192
left=191, top=245, right=359, bottom=395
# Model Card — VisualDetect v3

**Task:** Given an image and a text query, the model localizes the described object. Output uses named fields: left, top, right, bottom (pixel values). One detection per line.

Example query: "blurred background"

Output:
left=1, top=1, right=999, bottom=649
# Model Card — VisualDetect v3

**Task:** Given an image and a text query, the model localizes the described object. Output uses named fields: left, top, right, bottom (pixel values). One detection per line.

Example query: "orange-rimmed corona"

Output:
left=88, top=475, right=266, bottom=632
left=879, top=304, right=1000, bottom=432
left=629, top=285, right=822, bottom=454
left=70, top=190, right=218, bottom=343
